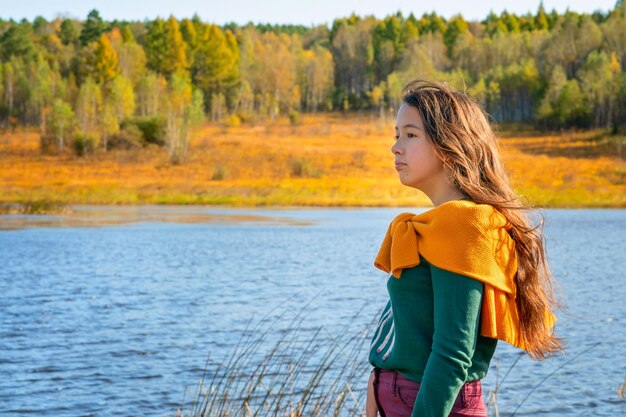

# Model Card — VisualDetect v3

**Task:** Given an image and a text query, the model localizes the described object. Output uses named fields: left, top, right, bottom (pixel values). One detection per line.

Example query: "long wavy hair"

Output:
left=401, top=79, right=563, bottom=359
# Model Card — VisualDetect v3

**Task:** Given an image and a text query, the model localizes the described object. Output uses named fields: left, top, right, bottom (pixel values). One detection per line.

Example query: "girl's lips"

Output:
left=395, top=163, right=407, bottom=169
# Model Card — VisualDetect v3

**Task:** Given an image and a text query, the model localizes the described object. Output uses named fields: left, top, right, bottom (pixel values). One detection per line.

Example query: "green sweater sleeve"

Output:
left=411, top=263, right=484, bottom=417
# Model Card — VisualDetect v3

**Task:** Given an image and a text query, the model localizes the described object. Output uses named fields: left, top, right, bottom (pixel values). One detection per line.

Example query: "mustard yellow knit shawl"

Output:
left=374, top=199, right=556, bottom=350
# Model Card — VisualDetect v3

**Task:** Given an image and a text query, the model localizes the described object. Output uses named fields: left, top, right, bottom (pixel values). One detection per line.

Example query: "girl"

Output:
left=365, top=80, right=562, bottom=417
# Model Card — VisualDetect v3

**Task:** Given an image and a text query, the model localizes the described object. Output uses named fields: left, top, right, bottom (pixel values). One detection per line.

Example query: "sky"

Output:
left=0, top=0, right=620, bottom=25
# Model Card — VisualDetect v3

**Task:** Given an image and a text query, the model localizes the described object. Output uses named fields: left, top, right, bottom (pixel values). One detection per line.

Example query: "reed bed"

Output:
left=177, top=297, right=374, bottom=417
left=176, top=295, right=624, bottom=417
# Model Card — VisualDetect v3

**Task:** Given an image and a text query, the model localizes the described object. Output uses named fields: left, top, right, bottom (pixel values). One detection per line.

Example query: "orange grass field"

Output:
left=0, top=113, right=624, bottom=211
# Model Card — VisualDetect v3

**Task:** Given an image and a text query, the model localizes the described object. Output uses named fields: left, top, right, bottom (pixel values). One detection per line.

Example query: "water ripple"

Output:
left=0, top=207, right=624, bottom=417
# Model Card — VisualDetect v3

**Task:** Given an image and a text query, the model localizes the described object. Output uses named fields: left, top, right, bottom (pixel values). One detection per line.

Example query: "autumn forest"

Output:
left=0, top=4, right=624, bottom=209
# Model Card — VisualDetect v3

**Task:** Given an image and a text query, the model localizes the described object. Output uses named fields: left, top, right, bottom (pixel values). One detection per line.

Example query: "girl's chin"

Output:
left=398, top=178, right=421, bottom=190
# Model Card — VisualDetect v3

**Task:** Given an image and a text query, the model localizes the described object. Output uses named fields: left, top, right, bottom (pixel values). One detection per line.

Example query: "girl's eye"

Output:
left=394, top=133, right=417, bottom=140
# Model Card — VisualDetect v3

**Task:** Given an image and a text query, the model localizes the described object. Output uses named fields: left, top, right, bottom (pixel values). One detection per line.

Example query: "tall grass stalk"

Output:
left=485, top=354, right=525, bottom=417
left=486, top=339, right=607, bottom=416
left=177, top=296, right=375, bottom=417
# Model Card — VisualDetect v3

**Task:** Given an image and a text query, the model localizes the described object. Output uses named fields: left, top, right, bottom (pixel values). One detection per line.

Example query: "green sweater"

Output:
left=368, top=255, right=498, bottom=417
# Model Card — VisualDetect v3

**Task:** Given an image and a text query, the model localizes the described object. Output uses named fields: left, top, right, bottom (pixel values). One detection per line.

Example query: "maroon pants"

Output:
left=372, top=368, right=487, bottom=417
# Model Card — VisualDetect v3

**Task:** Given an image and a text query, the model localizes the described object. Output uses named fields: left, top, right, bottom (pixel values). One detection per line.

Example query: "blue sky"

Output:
left=0, top=0, right=620, bottom=25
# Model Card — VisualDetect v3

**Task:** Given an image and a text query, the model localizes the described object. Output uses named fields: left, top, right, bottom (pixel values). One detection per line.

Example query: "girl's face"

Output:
left=391, top=103, right=446, bottom=193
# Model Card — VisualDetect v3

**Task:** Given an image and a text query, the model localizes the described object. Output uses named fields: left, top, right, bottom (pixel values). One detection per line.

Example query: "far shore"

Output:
left=1, top=114, right=624, bottom=211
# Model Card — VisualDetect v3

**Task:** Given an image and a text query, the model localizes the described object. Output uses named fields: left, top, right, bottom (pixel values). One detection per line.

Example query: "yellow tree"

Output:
left=111, top=27, right=147, bottom=84
left=300, top=46, right=334, bottom=111
left=145, top=17, right=188, bottom=78
left=29, top=53, right=54, bottom=132
left=107, top=75, right=135, bottom=120
left=101, top=75, right=136, bottom=149
left=48, top=98, right=75, bottom=152
left=92, top=34, right=119, bottom=84
left=180, top=18, right=198, bottom=68
left=164, top=16, right=188, bottom=76
left=191, top=24, right=239, bottom=112
left=136, top=71, right=168, bottom=117
left=252, top=32, right=298, bottom=119
left=75, top=77, right=102, bottom=134
left=164, top=73, right=204, bottom=164
left=234, top=26, right=259, bottom=118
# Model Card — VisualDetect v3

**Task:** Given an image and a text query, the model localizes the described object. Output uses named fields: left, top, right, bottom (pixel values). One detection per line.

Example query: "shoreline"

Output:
left=2, top=199, right=625, bottom=216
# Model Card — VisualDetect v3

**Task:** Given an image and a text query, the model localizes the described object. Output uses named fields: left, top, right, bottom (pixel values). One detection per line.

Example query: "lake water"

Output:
left=1, top=205, right=625, bottom=417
